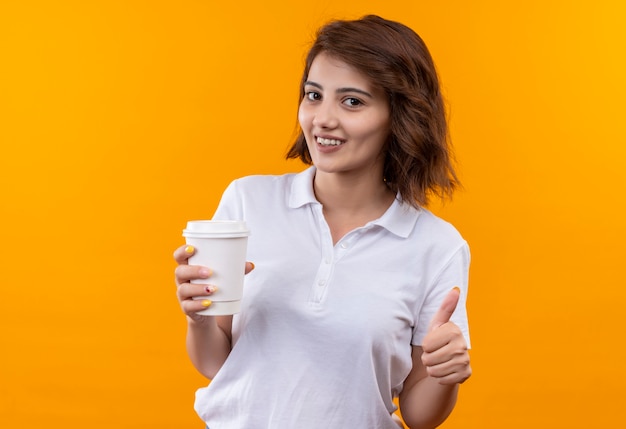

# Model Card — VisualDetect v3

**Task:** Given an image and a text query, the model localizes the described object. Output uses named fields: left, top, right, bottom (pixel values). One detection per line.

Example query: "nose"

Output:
left=312, top=101, right=339, bottom=129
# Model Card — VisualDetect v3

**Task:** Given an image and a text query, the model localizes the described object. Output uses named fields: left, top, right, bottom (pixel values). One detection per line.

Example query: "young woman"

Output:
left=174, top=15, right=472, bottom=429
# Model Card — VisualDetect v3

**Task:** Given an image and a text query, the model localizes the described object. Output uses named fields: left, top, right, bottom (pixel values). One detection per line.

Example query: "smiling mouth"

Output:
left=316, top=136, right=345, bottom=146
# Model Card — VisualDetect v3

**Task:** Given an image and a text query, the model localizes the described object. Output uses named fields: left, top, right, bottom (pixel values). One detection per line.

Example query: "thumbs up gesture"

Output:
left=421, top=287, right=472, bottom=385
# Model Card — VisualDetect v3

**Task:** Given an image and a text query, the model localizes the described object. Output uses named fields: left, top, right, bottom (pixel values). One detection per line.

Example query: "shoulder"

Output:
left=219, top=169, right=316, bottom=214
left=413, top=209, right=465, bottom=243
left=408, top=208, right=469, bottom=261
left=225, top=171, right=299, bottom=197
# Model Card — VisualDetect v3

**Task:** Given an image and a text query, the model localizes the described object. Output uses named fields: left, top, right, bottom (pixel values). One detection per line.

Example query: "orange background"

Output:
left=1, top=1, right=625, bottom=427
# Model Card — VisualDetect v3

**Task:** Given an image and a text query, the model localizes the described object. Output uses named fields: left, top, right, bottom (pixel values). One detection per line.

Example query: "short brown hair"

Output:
left=286, top=15, right=459, bottom=208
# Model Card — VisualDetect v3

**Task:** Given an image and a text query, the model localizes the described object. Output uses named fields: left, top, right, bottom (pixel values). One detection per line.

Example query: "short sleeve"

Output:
left=411, top=243, right=471, bottom=348
left=212, top=180, right=244, bottom=221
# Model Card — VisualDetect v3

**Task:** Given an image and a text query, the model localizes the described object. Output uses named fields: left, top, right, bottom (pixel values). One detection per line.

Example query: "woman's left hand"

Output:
left=420, top=288, right=472, bottom=385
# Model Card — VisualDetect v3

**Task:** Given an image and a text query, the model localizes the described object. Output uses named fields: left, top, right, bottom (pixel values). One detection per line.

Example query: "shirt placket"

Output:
left=309, top=204, right=358, bottom=304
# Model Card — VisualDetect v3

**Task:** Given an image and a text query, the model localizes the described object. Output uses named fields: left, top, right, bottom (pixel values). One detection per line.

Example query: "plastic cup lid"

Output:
left=183, top=220, right=250, bottom=237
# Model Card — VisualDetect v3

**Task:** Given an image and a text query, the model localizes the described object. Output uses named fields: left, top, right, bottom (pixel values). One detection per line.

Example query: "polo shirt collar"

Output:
left=288, top=166, right=319, bottom=208
left=372, top=197, right=421, bottom=238
left=288, top=166, right=421, bottom=238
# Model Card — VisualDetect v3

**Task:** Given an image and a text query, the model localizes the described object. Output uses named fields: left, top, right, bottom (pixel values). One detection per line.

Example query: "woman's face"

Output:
left=298, top=52, right=391, bottom=178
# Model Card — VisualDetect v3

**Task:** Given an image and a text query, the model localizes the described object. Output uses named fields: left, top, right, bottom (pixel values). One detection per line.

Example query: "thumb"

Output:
left=427, top=287, right=461, bottom=332
left=245, top=261, right=255, bottom=274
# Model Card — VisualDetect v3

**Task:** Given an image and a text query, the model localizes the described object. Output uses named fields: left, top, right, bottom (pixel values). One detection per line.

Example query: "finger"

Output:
left=421, top=328, right=467, bottom=364
left=180, top=295, right=214, bottom=315
left=429, top=367, right=471, bottom=385
left=245, top=261, right=256, bottom=274
left=173, top=244, right=196, bottom=264
left=174, top=264, right=212, bottom=286
left=427, top=287, right=461, bottom=332
left=426, top=359, right=472, bottom=385
left=422, top=327, right=464, bottom=356
left=423, top=344, right=470, bottom=377
left=177, top=283, right=218, bottom=301
left=424, top=358, right=456, bottom=379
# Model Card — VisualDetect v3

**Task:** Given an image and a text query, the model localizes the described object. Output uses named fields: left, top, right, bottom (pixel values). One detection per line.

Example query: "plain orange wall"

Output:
left=1, top=1, right=625, bottom=428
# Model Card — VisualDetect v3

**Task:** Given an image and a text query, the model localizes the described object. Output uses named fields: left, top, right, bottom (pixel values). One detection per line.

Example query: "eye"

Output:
left=305, top=91, right=321, bottom=101
left=343, top=97, right=363, bottom=107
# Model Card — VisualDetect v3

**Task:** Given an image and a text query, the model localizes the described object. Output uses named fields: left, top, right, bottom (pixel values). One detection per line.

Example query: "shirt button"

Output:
left=340, top=242, right=349, bottom=249
left=324, top=258, right=331, bottom=264
left=318, top=279, right=326, bottom=286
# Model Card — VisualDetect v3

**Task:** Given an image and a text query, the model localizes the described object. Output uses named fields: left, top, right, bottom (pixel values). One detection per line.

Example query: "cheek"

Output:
left=297, top=103, right=310, bottom=129
left=298, top=105, right=315, bottom=149
left=365, top=114, right=391, bottom=142
left=353, top=117, right=389, bottom=142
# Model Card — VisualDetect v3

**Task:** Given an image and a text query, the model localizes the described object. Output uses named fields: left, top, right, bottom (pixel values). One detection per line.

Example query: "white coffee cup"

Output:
left=182, top=220, right=250, bottom=316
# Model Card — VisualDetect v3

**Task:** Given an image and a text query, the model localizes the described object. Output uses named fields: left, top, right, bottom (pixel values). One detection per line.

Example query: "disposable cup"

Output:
left=182, top=220, right=250, bottom=316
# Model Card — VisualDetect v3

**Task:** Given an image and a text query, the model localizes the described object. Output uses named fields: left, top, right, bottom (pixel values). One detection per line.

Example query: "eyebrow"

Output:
left=304, top=81, right=373, bottom=98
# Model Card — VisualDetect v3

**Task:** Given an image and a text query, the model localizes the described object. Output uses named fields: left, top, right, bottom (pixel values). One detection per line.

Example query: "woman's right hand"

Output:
left=173, top=245, right=255, bottom=323
left=174, top=244, right=216, bottom=322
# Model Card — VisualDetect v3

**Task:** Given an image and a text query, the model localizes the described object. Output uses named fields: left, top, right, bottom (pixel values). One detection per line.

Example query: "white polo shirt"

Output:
left=194, top=167, right=470, bottom=429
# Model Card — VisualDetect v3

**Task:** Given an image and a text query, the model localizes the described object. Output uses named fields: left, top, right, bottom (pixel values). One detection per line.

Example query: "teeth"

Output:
left=316, top=137, right=344, bottom=146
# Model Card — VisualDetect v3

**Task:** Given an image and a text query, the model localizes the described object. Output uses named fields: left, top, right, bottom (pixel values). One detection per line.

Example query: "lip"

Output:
left=315, top=133, right=344, bottom=142
left=313, top=134, right=346, bottom=152
left=313, top=134, right=346, bottom=147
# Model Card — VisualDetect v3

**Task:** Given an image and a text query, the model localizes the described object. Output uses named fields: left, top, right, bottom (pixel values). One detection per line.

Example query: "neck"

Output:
left=313, top=169, right=394, bottom=215
left=313, top=169, right=395, bottom=244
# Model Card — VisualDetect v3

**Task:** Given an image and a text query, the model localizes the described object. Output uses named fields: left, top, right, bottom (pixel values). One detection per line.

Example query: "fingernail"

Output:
left=201, top=299, right=212, bottom=307
left=199, top=268, right=212, bottom=277
left=185, top=245, right=194, bottom=254
left=205, top=285, right=218, bottom=293
left=250, top=262, right=255, bottom=270
left=453, top=286, right=461, bottom=293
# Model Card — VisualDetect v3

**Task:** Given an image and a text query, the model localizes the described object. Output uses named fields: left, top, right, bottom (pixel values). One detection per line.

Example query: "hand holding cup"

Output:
left=174, top=220, right=251, bottom=319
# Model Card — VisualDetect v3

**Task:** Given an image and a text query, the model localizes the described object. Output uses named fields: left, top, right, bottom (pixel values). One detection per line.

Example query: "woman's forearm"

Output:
left=186, top=317, right=232, bottom=379
left=399, top=378, right=459, bottom=429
